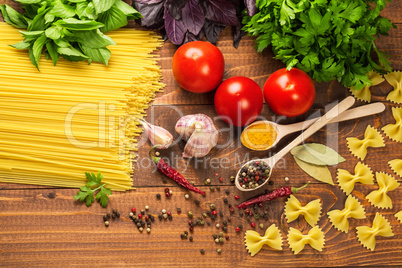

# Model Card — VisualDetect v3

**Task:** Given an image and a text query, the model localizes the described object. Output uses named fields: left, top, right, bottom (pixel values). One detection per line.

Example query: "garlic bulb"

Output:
left=140, top=119, right=173, bottom=149
left=175, top=114, right=219, bottom=158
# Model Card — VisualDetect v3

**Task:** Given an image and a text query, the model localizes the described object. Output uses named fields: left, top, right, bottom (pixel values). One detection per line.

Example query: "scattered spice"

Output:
left=251, top=222, right=256, bottom=228
left=285, top=177, right=289, bottom=182
left=259, top=223, right=264, bottom=229
left=177, top=208, right=182, bottom=214
left=188, top=211, right=193, bottom=217
left=230, top=176, right=235, bottom=183
left=145, top=205, right=149, bottom=211
left=194, top=200, right=200, bottom=206
left=234, top=195, right=239, bottom=200
left=156, top=194, right=161, bottom=199
left=200, top=249, right=205, bottom=254
left=150, top=146, right=206, bottom=195
left=210, top=204, right=216, bottom=210
left=237, top=182, right=310, bottom=209
left=184, top=194, right=190, bottom=199
left=223, top=198, right=228, bottom=204
left=210, top=186, right=215, bottom=192
left=104, top=221, right=109, bottom=227
left=225, top=189, right=230, bottom=195
left=189, top=236, right=193, bottom=242
left=217, top=249, right=222, bottom=254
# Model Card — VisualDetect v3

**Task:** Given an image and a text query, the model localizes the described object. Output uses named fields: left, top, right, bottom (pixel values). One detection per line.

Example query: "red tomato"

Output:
left=263, top=68, right=315, bottom=117
left=214, top=76, right=263, bottom=127
left=172, top=41, right=224, bottom=93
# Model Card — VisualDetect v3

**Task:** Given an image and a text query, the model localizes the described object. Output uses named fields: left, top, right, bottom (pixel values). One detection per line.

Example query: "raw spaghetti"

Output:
left=0, top=22, right=164, bottom=190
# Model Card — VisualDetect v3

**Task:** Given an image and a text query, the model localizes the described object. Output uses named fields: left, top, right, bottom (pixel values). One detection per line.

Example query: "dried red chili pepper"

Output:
left=149, top=146, right=206, bottom=195
left=237, top=182, right=309, bottom=209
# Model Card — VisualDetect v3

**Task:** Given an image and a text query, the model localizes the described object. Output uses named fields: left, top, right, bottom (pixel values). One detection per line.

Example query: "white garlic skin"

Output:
left=175, top=114, right=219, bottom=158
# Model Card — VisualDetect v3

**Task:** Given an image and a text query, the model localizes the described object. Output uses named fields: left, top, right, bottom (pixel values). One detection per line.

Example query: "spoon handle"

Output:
left=271, top=96, right=356, bottom=164
left=278, top=102, right=386, bottom=135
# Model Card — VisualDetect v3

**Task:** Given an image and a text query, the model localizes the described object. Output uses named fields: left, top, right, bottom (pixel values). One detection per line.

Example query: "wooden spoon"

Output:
left=235, top=96, right=356, bottom=192
left=241, top=102, right=386, bottom=151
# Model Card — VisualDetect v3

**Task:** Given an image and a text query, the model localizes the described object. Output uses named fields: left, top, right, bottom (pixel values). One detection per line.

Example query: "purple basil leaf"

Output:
left=183, top=31, right=201, bottom=44
left=182, top=0, right=204, bottom=35
left=165, top=0, right=189, bottom=20
left=164, top=5, right=186, bottom=45
left=244, top=0, right=257, bottom=17
left=133, top=0, right=164, bottom=4
left=203, top=19, right=226, bottom=45
left=204, top=0, right=237, bottom=26
left=134, top=2, right=165, bottom=29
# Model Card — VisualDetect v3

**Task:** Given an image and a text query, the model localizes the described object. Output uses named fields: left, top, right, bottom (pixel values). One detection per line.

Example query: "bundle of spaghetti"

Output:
left=0, top=22, right=164, bottom=190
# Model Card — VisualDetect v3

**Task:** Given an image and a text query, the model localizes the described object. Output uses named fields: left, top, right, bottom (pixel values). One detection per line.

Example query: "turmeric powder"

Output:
left=241, top=122, right=278, bottom=150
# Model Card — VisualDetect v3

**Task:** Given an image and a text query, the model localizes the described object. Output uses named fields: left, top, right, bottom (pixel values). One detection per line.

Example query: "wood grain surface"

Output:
left=0, top=1, right=401, bottom=267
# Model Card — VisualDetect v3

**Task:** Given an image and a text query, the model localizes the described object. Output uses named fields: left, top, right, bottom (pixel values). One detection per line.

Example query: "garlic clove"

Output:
left=175, top=114, right=217, bottom=141
left=140, top=119, right=173, bottom=149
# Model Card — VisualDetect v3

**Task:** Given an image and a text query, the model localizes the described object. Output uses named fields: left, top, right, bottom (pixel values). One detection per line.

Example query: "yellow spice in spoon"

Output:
left=241, top=122, right=278, bottom=150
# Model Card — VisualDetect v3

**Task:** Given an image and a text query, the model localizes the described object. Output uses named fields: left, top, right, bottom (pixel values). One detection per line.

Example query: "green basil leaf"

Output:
left=0, top=4, right=28, bottom=28
left=44, top=13, right=55, bottom=24
left=293, top=156, right=335, bottom=185
left=75, top=2, right=88, bottom=18
left=291, top=143, right=345, bottom=166
left=10, top=40, right=31, bottom=49
left=45, top=25, right=63, bottom=40
left=54, top=38, right=70, bottom=48
left=74, top=29, right=115, bottom=48
left=27, top=6, right=50, bottom=31
left=114, top=0, right=142, bottom=20
left=97, top=5, right=127, bottom=33
left=48, top=0, right=76, bottom=19
left=46, top=41, right=59, bottom=66
left=84, top=2, right=98, bottom=20
left=81, top=45, right=111, bottom=65
left=19, top=30, right=44, bottom=41
left=32, top=34, right=48, bottom=70
left=54, top=18, right=104, bottom=30
left=92, top=0, right=115, bottom=14
left=67, top=0, right=87, bottom=3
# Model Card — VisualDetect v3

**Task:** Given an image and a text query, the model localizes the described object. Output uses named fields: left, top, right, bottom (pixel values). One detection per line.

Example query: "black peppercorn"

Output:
left=168, top=215, right=173, bottom=220
left=200, top=249, right=205, bottom=254
left=194, top=200, right=200, bottom=206
left=268, top=180, right=274, bottom=185
left=219, top=211, right=223, bottom=218
left=106, top=213, right=111, bottom=219
left=223, top=198, right=228, bottom=203
left=141, top=221, right=146, bottom=227
left=180, top=234, right=185, bottom=239
left=222, top=226, right=228, bottom=232
left=136, top=222, right=141, bottom=227
left=189, top=236, right=193, bottom=242
left=162, top=179, right=167, bottom=183
left=225, top=189, right=230, bottom=195
left=158, top=214, right=163, bottom=220
left=103, top=215, right=108, bottom=221
left=210, top=216, right=215, bottom=221
left=239, top=211, right=243, bottom=217
left=156, top=194, right=161, bottom=199
left=222, top=220, right=227, bottom=226
left=213, top=234, right=218, bottom=239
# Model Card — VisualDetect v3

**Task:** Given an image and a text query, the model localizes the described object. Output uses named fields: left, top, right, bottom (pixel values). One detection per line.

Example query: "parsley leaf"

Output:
left=74, top=172, right=112, bottom=208
left=243, top=0, right=395, bottom=90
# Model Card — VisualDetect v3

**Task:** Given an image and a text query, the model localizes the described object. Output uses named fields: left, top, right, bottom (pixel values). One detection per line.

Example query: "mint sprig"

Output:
left=74, top=171, right=112, bottom=208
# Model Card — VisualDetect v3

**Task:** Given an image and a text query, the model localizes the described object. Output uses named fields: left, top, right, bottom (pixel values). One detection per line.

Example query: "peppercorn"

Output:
left=139, top=227, right=143, bottom=232
left=141, top=221, right=146, bottom=227
left=268, top=180, right=274, bottom=185
left=189, top=226, right=194, bottom=232
left=163, top=214, right=168, bottom=219
left=216, top=224, right=220, bottom=229
left=200, top=249, right=205, bottom=254
left=222, top=220, right=227, bottom=226
left=216, top=249, right=222, bottom=254
left=165, top=192, right=170, bottom=197
left=234, top=195, right=239, bottom=200
left=177, top=208, right=182, bottom=214
left=222, top=226, right=228, bottom=232
left=213, top=234, right=218, bottom=239
left=251, top=222, right=256, bottom=227
left=158, top=214, right=163, bottom=220
left=103, top=215, right=108, bottom=221
left=225, top=236, right=229, bottom=241
left=206, top=179, right=211, bottom=184
left=211, top=210, right=217, bottom=216
left=188, top=211, right=193, bottom=217
left=218, top=232, right=223, bottom=237
left=239, top=211, right=243, bottom=217
left=210, top=186, right=215, bottom=192
left=210, top=216, right=215, bottom=221
left=162, top=209, right=166, bottom=214
left=130, top=208, right=136, bottom=214
left=200, top=220, right=205, bottom=225
left=104, top=221, right=109, bottom=227
left=210, top=204, right=216, bottom=210
left=202, top=213, right=207, bottom=218
left=254, top=214, right=260, bottom=219
left=239, top=224, right=243, bottom=229
left=219, top=177, right=223, bottom=182
left=235, top=227, right=240, bottom=232
left=162, top=179, right=167, bottom=183
left=167, top=211, right=172, bottom=216
left=168, top=215, right=173, bottom=220
left=189, top=236, right=193, bottom=242
left=223, top=198, right=228, bottom=203
left=147, top=228, right=151, bottom=233
left=150, top=215, right=155, bottom=221
left=145, top=205, right=149, bottom=211
left=184, top=194, right=190, bottom=199
left=219, top=211, right=223, bottom=218
left=136, top=222, right=141, bottom=227
left=216, top=186, right=220, bottom=191
left=138, top=214, right=143, bottom=219
left=140, top=210, right=145, bottom=215
left=188, top=220, right=193, bottom=226
left=219, top=237, right=224, bottom=243
left=194, top=200, right=200, bottom=206
left=259, top=223, right=264, bottom=229
left=225, top=189, right=230, bottom=195
left=229, top=206, right=234, bottom=213
left=227, top=217, right=231, bottom=222
left=230, top=176, right=235, bottom=182
left=215, top=238, right=219, bottom=243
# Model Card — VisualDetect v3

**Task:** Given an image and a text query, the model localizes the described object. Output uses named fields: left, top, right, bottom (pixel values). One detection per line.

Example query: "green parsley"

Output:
left=0, top=0, right=142, bottom=70
left=243, top=0, right=395, bottom=90
left=74, top=171, right=112, bottom=208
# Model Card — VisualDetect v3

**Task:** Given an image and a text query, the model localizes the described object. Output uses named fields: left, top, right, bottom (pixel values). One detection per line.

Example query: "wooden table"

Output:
left=1, top=1, right=401, bottom=267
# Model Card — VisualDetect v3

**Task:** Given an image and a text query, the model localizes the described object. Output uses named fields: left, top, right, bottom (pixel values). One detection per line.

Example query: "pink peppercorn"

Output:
left=189, top=226, right=194, bottom=232
left=234, top=195, right=239, bottom=200
left=164, top=188, right=169, bottom=193
left=251, top=222, right=256, bottom=228
left=131, top=208, right=136, bottom=213
left=219, top=177, right=223, bottom=182
left=235, top=227, right=240, bottom=232
left=138, top=214, right=143, bottom=219
left=212, top=210, right=218, bottom=216
left=258, top=203, right=264, bottom=207
left=165, top=192, right=170, bottom=197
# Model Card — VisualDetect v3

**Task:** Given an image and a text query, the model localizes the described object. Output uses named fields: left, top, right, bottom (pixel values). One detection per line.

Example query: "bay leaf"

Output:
left=293, top=156, right=334, bottom=185
left=291, top=143, right=345, bottom=166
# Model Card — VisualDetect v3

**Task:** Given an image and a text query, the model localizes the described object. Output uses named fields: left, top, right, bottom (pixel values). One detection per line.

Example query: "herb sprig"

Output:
left=0, top=0, right=142, bottom=70
left=243, top=0, right=395, bottom=90
left=74, top=171, right=112, bottom=208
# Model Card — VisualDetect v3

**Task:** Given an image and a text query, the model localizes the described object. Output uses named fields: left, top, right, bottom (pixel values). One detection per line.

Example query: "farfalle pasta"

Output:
left=346, top=125, right=385, bottom=160
left=395, top=211, right=402, bottom=223
left=382, top=107, right=402, bottom=143
left=285, top=195, right=322, bottom=227
left=350, top=71, right=384, bottom=102
left=389, top=159, right=402, bottom=177
left=288, top=226, right=325, bottom=254
left=384, top=71, right=402, bottom=104
left=244, top=224, right=283, bottom=256
left=337, top=162, right=374, bottom=195
left=366, top=172, right=400, bottom=209
left=356, top=213, right=393, bottom=251
left=327, top=195, right=366, bottom=233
